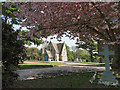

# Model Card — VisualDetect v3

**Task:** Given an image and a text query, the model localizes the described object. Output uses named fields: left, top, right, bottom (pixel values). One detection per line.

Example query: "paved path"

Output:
left=16, top=62, right=106, bottom=80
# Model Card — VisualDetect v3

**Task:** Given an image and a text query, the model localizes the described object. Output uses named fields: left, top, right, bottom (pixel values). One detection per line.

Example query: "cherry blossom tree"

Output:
left=3, top=2, right=120, bottom=72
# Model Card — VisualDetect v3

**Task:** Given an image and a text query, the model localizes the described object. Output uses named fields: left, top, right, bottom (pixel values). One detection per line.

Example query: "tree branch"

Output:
left=91, top=2, right=116, bottom=41
left=36, top=21, right=110, bottom=42
left=86, top=25, right=109, bottom=41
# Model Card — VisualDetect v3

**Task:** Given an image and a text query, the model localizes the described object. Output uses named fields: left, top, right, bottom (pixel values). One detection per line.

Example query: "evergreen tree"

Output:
left=66, top=45, right=73, bottom=61
left=2, top=3, right=24, bottom=87
left=76, top=40, right=97, bottom=62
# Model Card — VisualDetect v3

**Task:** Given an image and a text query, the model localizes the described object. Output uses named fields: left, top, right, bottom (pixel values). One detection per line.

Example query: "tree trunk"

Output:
left=111, top=44, right=120, bottom=73
left=90, top=50, right=94, bottom=62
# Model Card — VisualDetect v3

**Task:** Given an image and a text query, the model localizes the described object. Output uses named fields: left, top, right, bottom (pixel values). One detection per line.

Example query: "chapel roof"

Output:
left=46, top=50, right=53, bottom=57
left=57, top=43, right=64, bottom=54
left=45, top=41, right=66, bottom=57
left=51, top=42, right=59, bottom=53
left=50, top=41, right=65, bottom=54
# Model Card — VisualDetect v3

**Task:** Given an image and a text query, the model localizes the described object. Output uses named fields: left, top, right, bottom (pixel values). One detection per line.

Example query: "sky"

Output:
left=0, top=0, right=5, bottom=2
left=25, top=34, right=78, bottom=50
left=13, top=24, right=78, bottom=50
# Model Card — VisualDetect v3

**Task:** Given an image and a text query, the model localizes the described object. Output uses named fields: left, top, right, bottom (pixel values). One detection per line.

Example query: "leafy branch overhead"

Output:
left=2, top=2, right=120, bottom=72
left=19, top=30, right=43, bottom=46
left=3, top=2, right=120, bottom=44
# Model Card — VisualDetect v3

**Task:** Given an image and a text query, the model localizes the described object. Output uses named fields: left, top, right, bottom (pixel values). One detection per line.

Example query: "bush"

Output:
left=2, top=67, right=19, bottom=87
left=81, top=54, right=90, bottom=60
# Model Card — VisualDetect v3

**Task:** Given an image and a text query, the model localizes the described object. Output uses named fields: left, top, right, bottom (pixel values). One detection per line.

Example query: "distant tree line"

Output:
left=66, top=45, right=91, bottom=62
left=24, top=47, right=43, bottom=61
left=66, top=41, right=105, bottom=63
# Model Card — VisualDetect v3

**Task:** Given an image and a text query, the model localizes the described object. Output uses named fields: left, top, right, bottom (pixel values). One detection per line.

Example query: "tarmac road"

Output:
left=16, top=62, right=106, bottom=80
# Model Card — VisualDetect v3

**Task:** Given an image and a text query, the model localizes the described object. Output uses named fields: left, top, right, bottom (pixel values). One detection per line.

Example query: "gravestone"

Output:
left=76, top=58, right=79, bottom=62
left=98, top=45, right=118, bottom=85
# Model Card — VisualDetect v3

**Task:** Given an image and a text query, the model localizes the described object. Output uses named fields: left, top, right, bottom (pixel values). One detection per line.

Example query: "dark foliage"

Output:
left=2, top=3, right=25, bottom=88
left=2, top=22, right=25, bottom=88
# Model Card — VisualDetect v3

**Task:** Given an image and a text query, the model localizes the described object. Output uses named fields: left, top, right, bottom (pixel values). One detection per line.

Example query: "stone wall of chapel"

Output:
left=55, top=54, right=59, bottom=61
left=61, top=44, right=68, bottom=61
left=44, top=42, right=68, bottom=61
left=47, top=43, right=56, bottom=59
left=62, top=56, right=68, bottom=61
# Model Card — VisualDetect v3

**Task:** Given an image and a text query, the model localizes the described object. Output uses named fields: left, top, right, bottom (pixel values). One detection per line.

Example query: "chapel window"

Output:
left=50, top=46, right=52, bottom=51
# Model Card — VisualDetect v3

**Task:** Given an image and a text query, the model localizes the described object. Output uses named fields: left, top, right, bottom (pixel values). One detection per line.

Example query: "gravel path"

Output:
left=16, top=62, right=106, bottom=80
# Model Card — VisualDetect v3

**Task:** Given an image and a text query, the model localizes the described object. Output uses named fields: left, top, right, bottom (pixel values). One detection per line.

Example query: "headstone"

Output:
left=98, top=45, right=118, bottom=85
left=86, top=59, right=88, bottom=62
left=76, top=58, right=79, bottom=62
left=49, top=59, right=51, bottom=61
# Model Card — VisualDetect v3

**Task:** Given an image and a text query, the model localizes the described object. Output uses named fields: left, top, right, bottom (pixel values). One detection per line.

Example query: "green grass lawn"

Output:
left=18, top=61, right=66, bottom=69
left=66, top=61, right=112, bottom=66
left=77, top=62, right=112, bottom=66
left=79, top=62, right=112, bottom=66
left=8, top=72, right=119, bottom=88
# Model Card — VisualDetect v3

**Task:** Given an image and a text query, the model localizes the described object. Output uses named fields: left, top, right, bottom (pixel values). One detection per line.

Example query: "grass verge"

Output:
left=66, top=61, right=112, bottom=66
left=8, top=72, right=119, bottom=88
left=18, top=61, right=66, bottom=69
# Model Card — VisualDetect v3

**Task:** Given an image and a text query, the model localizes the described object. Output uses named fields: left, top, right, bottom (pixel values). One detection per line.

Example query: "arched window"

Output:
left=50, top=46, right=52, bottom=51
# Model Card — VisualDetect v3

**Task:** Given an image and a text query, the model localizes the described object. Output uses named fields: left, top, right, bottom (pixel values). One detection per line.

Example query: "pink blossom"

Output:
left=4, top=2, right=10, bottom=7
